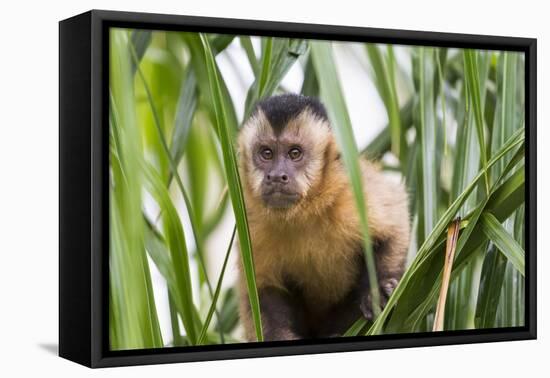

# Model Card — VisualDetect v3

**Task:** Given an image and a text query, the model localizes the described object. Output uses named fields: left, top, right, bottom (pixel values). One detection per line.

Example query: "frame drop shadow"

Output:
left=38, top=343, right=58, bottom=356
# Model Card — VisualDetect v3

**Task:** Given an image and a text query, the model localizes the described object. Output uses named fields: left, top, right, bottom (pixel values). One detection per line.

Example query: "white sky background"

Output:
left=148, top=37, right=414, bottom=343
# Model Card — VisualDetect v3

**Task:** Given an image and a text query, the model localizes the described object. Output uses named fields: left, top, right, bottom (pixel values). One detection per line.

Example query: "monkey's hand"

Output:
left=359, top=277, right=399, bottom=321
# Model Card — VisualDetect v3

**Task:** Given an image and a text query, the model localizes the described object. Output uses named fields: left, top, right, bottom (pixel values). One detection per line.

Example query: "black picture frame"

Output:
left=59, top=9, right=537, bottom=368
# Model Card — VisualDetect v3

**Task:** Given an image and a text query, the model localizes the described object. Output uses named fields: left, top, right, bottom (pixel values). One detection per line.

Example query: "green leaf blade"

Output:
left=480, top=213, right=525, bottom=276
left=311, top=41, right=381, bottom=317
left=200, top=34, right=264, bottom=342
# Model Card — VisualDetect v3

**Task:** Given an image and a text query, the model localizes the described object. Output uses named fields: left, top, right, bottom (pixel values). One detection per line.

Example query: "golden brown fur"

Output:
left=237, top=100, right=410, bottom=341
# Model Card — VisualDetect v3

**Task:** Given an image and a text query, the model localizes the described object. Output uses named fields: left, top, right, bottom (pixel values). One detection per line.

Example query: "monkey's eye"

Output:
left=288, top=147, right=302, bottom=161
left=260, top=147, right=273, bottom=160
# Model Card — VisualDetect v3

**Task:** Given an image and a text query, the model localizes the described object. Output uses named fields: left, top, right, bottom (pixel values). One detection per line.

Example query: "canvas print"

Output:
left=108, top=27, right=526, bottom=351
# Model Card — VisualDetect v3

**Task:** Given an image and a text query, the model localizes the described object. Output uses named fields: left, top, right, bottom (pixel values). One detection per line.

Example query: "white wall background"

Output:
left=0, top=0, right=546, bottom=376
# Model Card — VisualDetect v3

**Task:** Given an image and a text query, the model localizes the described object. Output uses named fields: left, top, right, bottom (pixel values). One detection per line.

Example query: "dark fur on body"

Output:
left=237, top=94, right=410, bottom=341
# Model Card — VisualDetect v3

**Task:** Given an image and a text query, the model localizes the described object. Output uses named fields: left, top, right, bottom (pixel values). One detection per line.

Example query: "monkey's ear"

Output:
left=322, top=138, right=341, bottom=166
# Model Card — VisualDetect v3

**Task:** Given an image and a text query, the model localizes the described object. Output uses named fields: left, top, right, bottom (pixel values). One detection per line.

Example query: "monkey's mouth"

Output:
left=261, top=189, right=300, bottom=209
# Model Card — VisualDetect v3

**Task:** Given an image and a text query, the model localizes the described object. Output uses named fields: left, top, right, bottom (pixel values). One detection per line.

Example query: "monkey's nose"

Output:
left=266, top=172, right=289, bottom=184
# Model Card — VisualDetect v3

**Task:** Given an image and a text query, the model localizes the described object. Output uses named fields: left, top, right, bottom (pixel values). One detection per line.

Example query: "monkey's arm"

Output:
left=258, top=287, right=304, bottom=341
left=360, top=163, right=411, bottom=320
left=358, top=239, right=407, bottom=320
left=240, top=283, right=304, bottom=341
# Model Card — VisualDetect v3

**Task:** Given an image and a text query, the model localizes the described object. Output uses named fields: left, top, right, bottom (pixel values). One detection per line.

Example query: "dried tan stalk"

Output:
left=433, top=218, right=461, bottom=332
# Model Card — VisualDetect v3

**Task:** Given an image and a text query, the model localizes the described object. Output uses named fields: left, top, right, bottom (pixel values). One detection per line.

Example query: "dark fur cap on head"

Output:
left=251, top=93, right=329, bottom=134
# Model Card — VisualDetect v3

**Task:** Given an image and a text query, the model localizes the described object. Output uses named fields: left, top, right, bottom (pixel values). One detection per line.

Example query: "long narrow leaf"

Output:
left=480, top=213, right=525, bottom=275
left=198, top=225, right=237, bottom=344
left=475, top=245, right=507, bottom=328
left=182, top=33, right=239, bottom=134
left=464, top=50, right=490, bottom=194
left=240, top=36, right=259, bottom=75
left=311, top=41, right=381, bottom=316
left=200, top=34, right=264, bottom=341
left=142, top=161, right=201, bottom=344
left=366, top=44, right=402, bottom=157
left=363, top=100, right=414, bottom=159
left=130, top=30, right=152, bottom=74
left=170, top=68, right=197, bottom=164
left=257, top=37, right=273, bottom=97
left=417, top=47, right=438, bottom=242
left=244, top=38, right=309, bottom=117
left=301, top=55, right=319, bottom=97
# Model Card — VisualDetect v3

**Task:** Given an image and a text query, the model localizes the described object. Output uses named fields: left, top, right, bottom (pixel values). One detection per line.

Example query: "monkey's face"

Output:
left=239, top=106, right=334, bottom=210
left=253, top=134, right=306, bottom=209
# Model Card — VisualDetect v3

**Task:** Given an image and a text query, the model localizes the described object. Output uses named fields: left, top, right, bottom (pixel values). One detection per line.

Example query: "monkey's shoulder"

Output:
left=359, top=160, right=410, bottom=241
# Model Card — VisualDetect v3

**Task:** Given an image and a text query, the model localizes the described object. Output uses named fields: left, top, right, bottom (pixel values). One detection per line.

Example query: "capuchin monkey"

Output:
left=237, top=93, right=410, bottom=341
